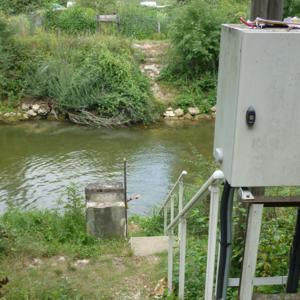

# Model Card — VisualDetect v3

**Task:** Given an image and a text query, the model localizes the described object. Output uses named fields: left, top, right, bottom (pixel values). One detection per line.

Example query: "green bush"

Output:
left=0, top=0, right=52, bottom=15
left=0, top=15, right=29, bottom=104
left=284, top=0, right=300, bottom=16
left=44, top=7, right=97, bottom=34
left=21, top=32, right=159, bottom=123
left=165, top=0, right=247, bottom=79
left=174, top=73, right=217, bottom=113
left=118, top=4, right=170, bottom=39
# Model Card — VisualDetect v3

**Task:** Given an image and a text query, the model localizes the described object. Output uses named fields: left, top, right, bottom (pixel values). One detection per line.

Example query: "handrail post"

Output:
left=205, top=184, right=221, bottom=300
left=168, top=232, right=174, bottom=294
left=178, top=217, right=187, bottom=299
left=164, top=206, right=167, bottom=235
left=178, top=177, right=184, bottom=240
left=171, top=194, right=175, bottom=223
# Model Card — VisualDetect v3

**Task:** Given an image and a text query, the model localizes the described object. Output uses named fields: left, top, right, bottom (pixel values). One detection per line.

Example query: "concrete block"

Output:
left=85, top=182, right=124, bottom=204
left=86, top=201, right=125, bottom=237
left=130, top=236, right=169, bottom=256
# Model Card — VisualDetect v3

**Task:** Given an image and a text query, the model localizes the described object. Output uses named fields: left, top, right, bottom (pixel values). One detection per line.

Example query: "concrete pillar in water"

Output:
left=85, top=182, right=125, bottom=238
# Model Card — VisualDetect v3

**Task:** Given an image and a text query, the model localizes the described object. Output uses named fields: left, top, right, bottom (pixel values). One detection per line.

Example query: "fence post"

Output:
left=178, top=217, right=187, bottom=300
left=204, top=184, right=220, bottom=300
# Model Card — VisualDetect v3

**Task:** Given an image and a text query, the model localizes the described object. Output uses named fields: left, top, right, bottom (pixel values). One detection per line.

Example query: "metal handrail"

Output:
left=164, top=169, right=224, bottom=300
left=159, top=170, right=187, bottom=213
left=166, top=170, right=224, bottom=232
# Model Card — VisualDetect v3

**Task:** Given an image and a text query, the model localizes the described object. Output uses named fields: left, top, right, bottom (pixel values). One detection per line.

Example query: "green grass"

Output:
left=0, top=187, right=167, bottom=299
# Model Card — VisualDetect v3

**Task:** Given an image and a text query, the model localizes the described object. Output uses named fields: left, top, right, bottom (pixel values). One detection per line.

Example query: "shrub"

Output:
left=284, top=0, right=300, bottom=16
left=44, top=7, right=97, bottom=34
left=0, top=0, right=45, bottom=15
left=165, top=0, right=248, bottom=79
left=22, top=32, right=159, bottom=123
left=174, top=73, right=217, bottom=113
left=0, top=15, right=29, bottom=104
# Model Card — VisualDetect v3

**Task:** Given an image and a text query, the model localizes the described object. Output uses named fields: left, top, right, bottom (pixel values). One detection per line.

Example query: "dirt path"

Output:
left=133, top=41, right=177, bottom=105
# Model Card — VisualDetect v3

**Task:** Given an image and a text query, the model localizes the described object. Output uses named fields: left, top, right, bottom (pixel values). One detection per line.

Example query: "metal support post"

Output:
left=178, top=178, right=184, bottom=240
left=171, top=194, right=175, bottom=223
left=179, top=218, right=187, bottom=300
left=168, top=233, right=174, bottom=294
left=164, top=206, right=167, bottom=235
left=205, top=184, right=221, bottom=300
left=286, top=207, right=300, bottom=293
left=238, top=203, right=263, bottom=300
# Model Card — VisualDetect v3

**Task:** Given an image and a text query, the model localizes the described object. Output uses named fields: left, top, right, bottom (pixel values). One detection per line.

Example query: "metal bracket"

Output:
left=238, top=187, right=255, bottom=201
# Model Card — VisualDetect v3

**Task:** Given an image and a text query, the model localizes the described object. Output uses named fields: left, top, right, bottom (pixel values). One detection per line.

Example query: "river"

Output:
left=0, top=120, right=214, bottom=215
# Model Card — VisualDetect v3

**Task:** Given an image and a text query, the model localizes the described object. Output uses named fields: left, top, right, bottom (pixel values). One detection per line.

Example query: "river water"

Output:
left=0, top=120, right=214, bottom=215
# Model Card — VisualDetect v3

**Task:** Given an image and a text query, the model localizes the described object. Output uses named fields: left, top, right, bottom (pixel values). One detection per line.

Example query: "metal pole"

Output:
left=286, top=208, right=300, bottom=292
left=178, top=178, right=184, bottom=239
left=168, top=233, right=174, bottom=294
left=164, top=206, right=167, bottom=235
left=178, top=218, right=187, bottom=300
left=238, top=204, right=263, bottom=300
left=123, top=158, right=128, bottom=238
left=205, top=185, right=220, bottom=300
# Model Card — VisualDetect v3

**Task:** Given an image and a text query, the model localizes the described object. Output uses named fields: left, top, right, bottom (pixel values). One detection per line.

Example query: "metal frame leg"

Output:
left=238, top=204, right=263, bottom=300
left=205, top=185, right=221, bottom=300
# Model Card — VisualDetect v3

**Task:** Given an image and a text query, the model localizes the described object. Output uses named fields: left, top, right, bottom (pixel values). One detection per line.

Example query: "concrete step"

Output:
left=130, top=236, right=169, bottom=256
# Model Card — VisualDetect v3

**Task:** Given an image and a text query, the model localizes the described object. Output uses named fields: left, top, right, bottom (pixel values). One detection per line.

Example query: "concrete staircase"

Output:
left=130, top=236, right=169, bottom=256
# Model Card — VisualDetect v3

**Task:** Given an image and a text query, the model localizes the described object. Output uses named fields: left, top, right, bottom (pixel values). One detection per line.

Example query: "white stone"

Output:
left=32, top=104, right=40, bottom=112
left=57, top=256, right=66, bottom=262
left=27, top=109, right=37, bottom=117
left=74, top=259, right=90, bottom=268
left=164, top=110, right=175, bottom=118
left=130, top=236, right=169, bottom=256
left=21, top=103, right=31, bottom=110
left=211, top=105, right=217, bottom=112
left=174, top=108, right=184, bottom=117
left=184, top=113, right=193, bottom=120
left=188, top=107, right=200, bottom=116
left=37, top=107, right=49, bottom=115
left=3, top=113, right=10, bottom=118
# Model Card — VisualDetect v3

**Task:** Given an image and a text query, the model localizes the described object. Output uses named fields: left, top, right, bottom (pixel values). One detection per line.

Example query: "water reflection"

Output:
left=0, top=120, right=214, bottom=215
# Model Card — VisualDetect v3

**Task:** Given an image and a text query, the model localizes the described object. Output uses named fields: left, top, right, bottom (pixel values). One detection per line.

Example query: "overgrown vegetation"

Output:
left=160, top=0, right=248, bottom=113
left=139, top=185, right=298, bottom=299
left=0, top=187, right=166, bottom=299
left=0, top=13, right=160, bottom=124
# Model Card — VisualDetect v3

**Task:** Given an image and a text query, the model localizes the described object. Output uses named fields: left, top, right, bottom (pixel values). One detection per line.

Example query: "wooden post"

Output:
left=250, top=0, right=284, bottom=20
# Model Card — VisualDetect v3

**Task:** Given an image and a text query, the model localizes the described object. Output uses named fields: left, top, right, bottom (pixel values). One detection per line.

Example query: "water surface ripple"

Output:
left=0, top=121, right=214, bottom=215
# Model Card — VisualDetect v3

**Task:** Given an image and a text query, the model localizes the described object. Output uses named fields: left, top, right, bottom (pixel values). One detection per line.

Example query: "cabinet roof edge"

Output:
left=222, top=24, right=300, bottom=34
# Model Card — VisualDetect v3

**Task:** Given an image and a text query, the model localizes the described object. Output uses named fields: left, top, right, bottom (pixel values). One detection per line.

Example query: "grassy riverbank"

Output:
left=0, top=188, right=166, bottom=299
left=0, top=14, right=162, bottom=126
left=1, top=181, right=299, bottom=299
